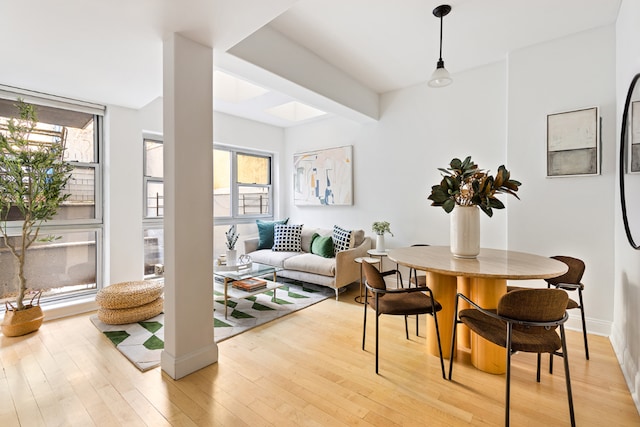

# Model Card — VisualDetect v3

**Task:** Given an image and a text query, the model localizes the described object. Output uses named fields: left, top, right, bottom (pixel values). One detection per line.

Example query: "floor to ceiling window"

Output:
left=0, top=89, right=104, bottom=308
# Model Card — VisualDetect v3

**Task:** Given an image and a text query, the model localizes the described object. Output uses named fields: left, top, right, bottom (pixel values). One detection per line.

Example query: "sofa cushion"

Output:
left=333, top=225, right=353, bottom=253
left=256, top=218, right=289, bottom=249
left=353, top=229, right=365, bottom=247
left=283, top=253, right=336, bottom=277
left=301, top=228, right=319, bottom=253
left=311, top=235, right=334, bottom=258
left=248, top=249, right=298, bottom=268
left=273, top=224, right=303, bottom=252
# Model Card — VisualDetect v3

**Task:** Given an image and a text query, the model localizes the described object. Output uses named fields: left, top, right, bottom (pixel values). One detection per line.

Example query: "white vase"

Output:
left=450, top=205, right=480, bottom=259
left=226, top=249, right=237, bottom=266
left=376, top=234, right=385, bottom=251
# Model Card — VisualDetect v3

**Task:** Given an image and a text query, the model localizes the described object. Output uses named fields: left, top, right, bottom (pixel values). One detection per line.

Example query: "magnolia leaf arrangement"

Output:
left=428, top=156, right=521, bottom=217
left=0, top=100, right=73, bottom=310
left=225, top=224, right=239, bottom=250
left=372, top=221, right=393, bottom=236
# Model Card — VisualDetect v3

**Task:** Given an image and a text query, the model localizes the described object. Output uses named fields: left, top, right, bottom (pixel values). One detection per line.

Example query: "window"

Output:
left=214, top=147, right=273, bottom=220
left=0, top=90, right=104, bottom=307
left=143, top=135, right=164, bottom=277
left=144, top=137, right=163, bottom=218
left=142, top=141, right=274, bottom=278
left=142, top=141, right=274, bottom=222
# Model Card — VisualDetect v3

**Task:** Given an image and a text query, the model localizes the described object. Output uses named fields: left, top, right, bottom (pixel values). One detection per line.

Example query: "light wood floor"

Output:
left=1, top=284, right=638, bottom=426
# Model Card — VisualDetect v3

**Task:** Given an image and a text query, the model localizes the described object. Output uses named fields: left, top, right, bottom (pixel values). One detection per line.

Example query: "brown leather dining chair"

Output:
left=545, top=255, right=588, bottom=361
left=448, top=288, right=575, bottom=427
left=361, top=261, right=445, bottom=377
left=508, top=255, right=589, bottom=363
left=407, top=244, right=430, bottom=334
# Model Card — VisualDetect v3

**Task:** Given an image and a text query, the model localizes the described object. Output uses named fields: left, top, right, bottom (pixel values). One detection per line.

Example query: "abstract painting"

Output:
left=293, top=145, right=353, bottom=206
left=547, top=107, right=599, bottom=177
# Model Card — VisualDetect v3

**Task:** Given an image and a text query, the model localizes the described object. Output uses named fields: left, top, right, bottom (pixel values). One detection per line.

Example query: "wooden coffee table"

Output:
left=214, top=263, right=283, bottom=318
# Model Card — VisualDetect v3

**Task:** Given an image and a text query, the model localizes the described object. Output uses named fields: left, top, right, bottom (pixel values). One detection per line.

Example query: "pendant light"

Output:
left=428, top=4, right=452, bottom=88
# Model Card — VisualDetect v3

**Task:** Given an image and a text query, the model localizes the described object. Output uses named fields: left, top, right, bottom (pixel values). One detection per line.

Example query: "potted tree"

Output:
left=0, top=100, right=73, bottom=336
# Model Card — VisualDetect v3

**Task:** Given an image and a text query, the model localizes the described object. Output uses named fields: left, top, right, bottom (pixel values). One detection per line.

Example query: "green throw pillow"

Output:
left=308, top=232, right=320, bottom=251
left=311, top=235, right=334, bottom=258
left=256, top=218, right=289, bottom=249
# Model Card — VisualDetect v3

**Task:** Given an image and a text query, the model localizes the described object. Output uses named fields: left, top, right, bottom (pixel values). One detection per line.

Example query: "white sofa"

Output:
left=243, top=227, right=371, bottom=299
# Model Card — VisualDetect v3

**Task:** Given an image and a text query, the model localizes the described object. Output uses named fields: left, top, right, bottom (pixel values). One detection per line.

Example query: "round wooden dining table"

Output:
left=388, top=246, right=568, bottom=374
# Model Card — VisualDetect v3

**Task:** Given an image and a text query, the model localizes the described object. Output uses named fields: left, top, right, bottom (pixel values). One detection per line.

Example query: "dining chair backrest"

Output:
left=362, top=261, right=387, bottom=291
left=498, top=288, right=568, bottom=331
left=545, top=256, right=585, bottom=286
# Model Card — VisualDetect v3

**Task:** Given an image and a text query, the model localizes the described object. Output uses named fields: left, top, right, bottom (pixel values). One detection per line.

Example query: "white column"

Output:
left=161, top=33, right=217, bottom=379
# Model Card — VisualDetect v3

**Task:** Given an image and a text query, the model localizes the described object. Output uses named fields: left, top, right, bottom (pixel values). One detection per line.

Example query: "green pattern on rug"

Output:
left=104, top=330, right=130, bottom=346
left=90, top=281, right=332, bottom=371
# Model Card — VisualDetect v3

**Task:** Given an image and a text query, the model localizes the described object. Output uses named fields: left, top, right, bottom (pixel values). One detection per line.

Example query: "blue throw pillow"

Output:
left=256, top=218, right=289, bottom=249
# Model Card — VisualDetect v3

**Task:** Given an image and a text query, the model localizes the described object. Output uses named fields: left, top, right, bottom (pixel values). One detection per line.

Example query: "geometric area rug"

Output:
left=90, top=281, right=332, bottom=372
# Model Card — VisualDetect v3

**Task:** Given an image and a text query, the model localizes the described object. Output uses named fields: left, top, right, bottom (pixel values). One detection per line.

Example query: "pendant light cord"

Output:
left=439, top=15, right=444, bottom=61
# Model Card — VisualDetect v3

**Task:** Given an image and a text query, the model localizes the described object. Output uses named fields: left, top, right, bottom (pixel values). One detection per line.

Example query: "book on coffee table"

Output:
left=232, top=277, right=267, bottom=291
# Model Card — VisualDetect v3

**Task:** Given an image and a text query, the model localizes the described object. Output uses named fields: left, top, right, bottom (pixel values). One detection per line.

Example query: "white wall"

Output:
left=284, top=60, right=508, bottom=253
left=507, top=25, right=617, bottom=335
left=284, top=26, right=618, bottom=336
left=613, top=0, right=640, bottom=412
left=104, top=105, right=144, bottom=285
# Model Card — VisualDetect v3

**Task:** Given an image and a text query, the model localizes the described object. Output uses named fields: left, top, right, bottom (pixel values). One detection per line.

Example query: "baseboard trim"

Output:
left=161, top=343, right=219, bottom=380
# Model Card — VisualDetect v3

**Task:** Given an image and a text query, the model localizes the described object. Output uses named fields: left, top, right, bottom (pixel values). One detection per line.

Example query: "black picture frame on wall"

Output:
left=546, top=107, right=600, bottom=177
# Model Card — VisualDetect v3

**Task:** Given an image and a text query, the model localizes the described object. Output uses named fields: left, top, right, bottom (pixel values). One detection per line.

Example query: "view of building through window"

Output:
left=0, top=98, right=102, bottom=306
left=143, top=143, right=274, bottom=277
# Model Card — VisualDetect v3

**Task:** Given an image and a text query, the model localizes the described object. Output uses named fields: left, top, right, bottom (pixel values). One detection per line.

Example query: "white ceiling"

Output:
left=0, top=0, right=621, bottom=127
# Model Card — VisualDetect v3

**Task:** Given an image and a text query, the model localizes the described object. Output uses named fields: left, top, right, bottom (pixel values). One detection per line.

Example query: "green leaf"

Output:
left=450, top=158, right=462, bottom=170
left=480, top=204, right=493, bottom=217
left=489, top=198, right=505, bottom=209
left=443, top=198, right=456, bottom=213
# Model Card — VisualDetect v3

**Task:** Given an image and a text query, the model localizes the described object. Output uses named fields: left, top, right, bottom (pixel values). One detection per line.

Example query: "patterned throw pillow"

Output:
left=272, top=224, right=304, bottom=252
left=332, top=225, right=353, bottom=254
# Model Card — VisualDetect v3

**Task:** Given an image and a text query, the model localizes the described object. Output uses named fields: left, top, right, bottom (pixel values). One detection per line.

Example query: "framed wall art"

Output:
left=547, top=106, right=600, bottom=177
left=293, top=145, right=353, bottom=206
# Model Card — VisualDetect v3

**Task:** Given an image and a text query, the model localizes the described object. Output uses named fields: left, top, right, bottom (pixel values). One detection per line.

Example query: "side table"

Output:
left=354, top=256, right=381, bottom=304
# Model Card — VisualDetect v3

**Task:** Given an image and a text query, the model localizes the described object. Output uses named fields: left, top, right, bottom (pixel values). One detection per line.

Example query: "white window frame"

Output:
left=0, top=87, right=105, bottom=307
left=214, top=144, right=274, bottom=224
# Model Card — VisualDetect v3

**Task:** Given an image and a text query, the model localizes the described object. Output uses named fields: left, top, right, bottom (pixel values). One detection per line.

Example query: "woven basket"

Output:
left=1, top=305, right=44, bottom=337
left=96, top=280, right=164, bottom=309
left=97, top=297, right=163, bottom=325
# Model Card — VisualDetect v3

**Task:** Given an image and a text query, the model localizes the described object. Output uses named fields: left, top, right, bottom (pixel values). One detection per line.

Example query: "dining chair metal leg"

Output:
left=560, top=324, right=576, bottom=427
left=505, top=323, right=513, bottom=427
left=447, top=296, right=460, bottom=380
left=362, top=294, right=368, bottom=350
left=578, top=289, right=589, bottom=360
left=431, top=306, right=446, bottom=379
left=375, top=310, right=380, bottom=374
left=404, top=315, right=409, bottom=339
